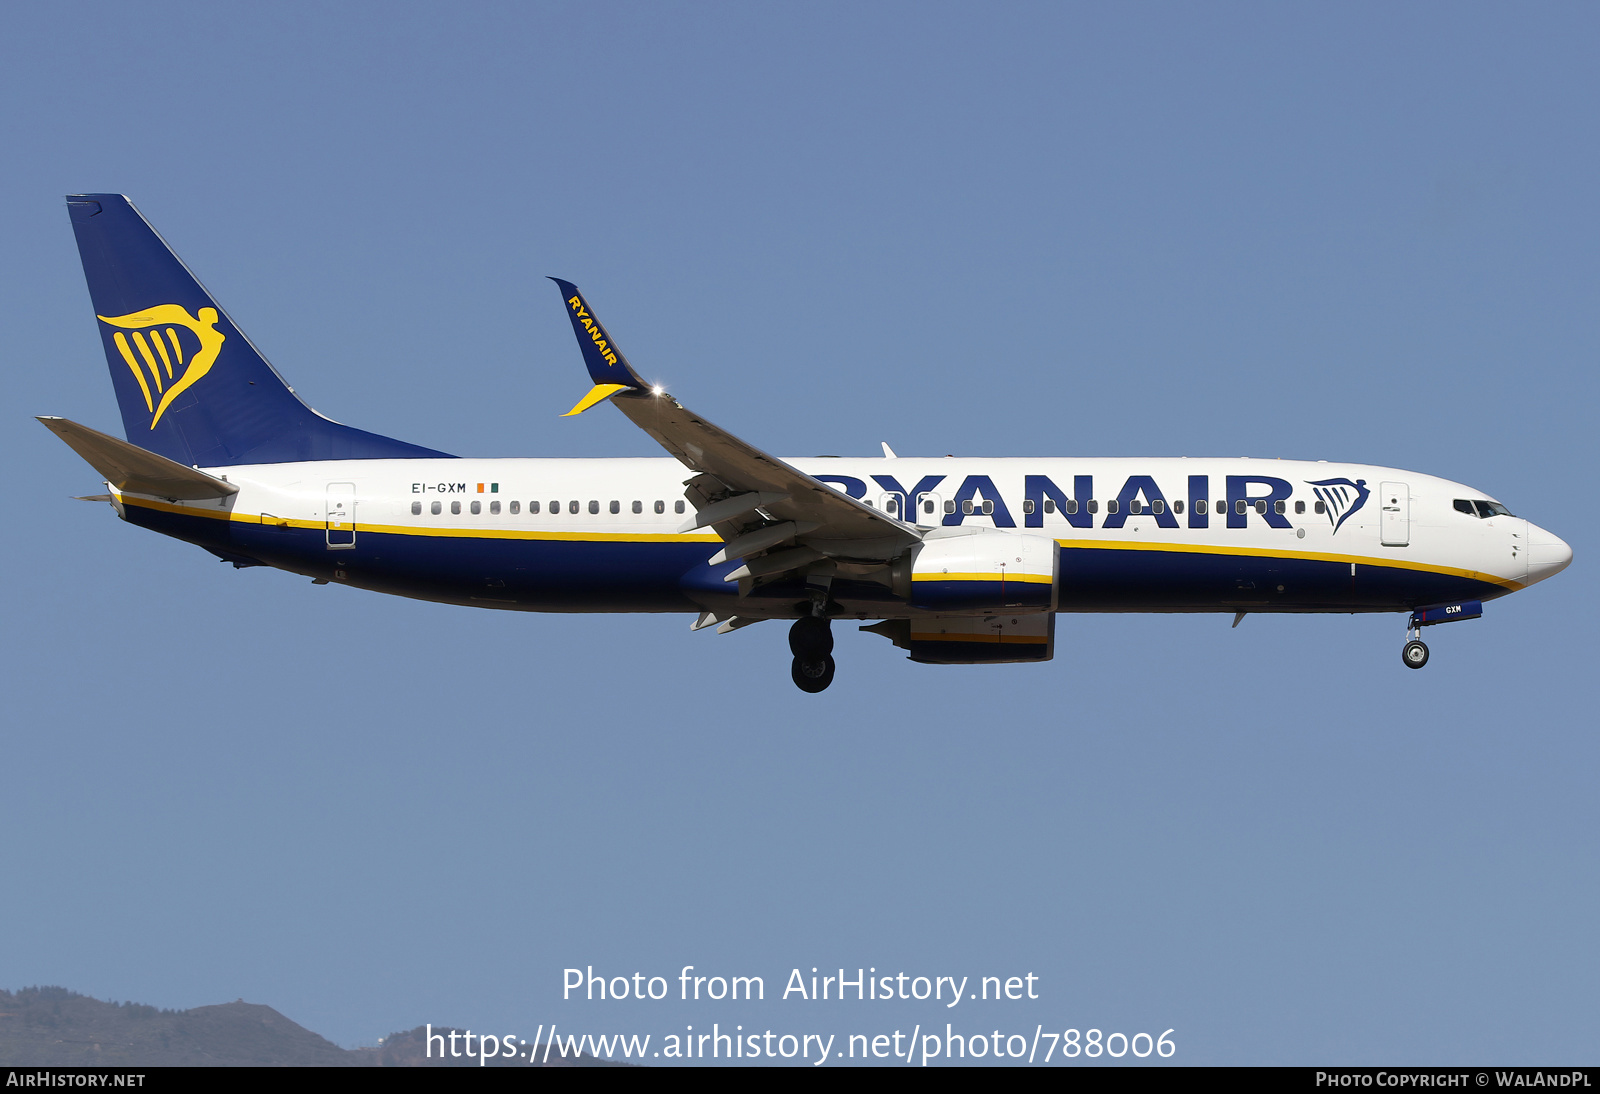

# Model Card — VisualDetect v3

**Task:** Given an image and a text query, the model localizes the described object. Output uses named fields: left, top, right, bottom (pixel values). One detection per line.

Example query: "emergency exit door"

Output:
left=1379, top=481, right=1409, bottom=547
left=326, top=483, right=356, bottom=548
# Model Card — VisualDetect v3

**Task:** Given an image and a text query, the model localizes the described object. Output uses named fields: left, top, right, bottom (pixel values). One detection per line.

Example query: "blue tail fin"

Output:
left=66, top=195, right=451, bottom=465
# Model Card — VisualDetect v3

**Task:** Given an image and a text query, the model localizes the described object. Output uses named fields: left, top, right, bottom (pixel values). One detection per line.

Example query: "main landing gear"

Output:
left=789, top=615, right=835, bottom=693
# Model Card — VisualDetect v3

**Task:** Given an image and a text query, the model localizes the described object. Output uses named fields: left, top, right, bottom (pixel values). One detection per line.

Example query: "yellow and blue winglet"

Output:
left=550, top=278, right=649, bottom=416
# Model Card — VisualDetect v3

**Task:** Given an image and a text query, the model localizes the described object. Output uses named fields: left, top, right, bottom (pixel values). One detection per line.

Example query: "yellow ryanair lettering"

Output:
left=570, top=298, right=620, bottom=367
left=98, top=304, right=225, bottom=429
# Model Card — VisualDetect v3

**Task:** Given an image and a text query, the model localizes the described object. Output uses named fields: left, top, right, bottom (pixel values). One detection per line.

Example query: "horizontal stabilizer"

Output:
left=38, top=416, right=238, bottom=500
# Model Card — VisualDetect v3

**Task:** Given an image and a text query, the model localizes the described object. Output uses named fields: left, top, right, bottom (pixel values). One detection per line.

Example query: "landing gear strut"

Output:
left=1402, top=616, right=1429, bottom=669
left=789, top=614, right=835, bottom=693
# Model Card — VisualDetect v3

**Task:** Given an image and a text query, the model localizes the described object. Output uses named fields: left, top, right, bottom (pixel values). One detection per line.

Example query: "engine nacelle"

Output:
left=907, top=530, right=1059, bottom=613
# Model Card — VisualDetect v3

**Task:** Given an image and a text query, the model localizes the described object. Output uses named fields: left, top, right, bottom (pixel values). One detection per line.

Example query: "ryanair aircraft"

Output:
left=43, top=195, right=1572, bottom=691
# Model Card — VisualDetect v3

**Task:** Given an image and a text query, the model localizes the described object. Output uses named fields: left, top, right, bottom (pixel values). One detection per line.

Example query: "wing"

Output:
left=550, top=279, right=919, bottom=576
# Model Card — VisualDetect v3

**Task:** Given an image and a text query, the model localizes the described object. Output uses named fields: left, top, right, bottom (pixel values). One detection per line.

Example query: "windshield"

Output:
left=1454, top=499, right=1514, bottom=518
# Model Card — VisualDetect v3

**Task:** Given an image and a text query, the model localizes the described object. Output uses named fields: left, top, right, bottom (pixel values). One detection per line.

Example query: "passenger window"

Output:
left=589, top=500, right=599, bottom=515
left=1315, top=500, right=1326, bottom=514
left=1129, top=499, right=1142, bottom=515
left=654, top=500, right=665, bottom=514
left=1216, top=501, right=1225, bottom=514
left=550, top=501, right=559, bottom=514
left=1087, top=500, right=1098, bottom=514
left=1174, top=500, right=1184, bottom=514
left=530, top=501, right=540, bottom=514
left=1274, top=500, right=1285, bottom=515
left=675, top=500, right=685, bottom=514
left=431, top=501, right=441, bottom=515
left=411, top=501, right=422, bottom=515
left=864, top=499, right=874, bottom=508
left=962, top=500, right=974, bottom=515
left=1043, top=499, right=1055, bottom=514
left=924, top=500, right=935, bottom=515
left=451, top=501, right=461, bottom=515
left=1196, top=499, right=1207, bottom=515
left=1107, top=499, right=1119, bottom=515
left=1065, top=499, right=1078, bottom=515
left=632, top=500, right=642, bottom=514
left=981, top=500, right=994, bottom=515
left=510, top=500, right=521, bottom=514
left=490, top=500, right=500, bottom=514
left=1235, top=500, right=1247, bottom=515
left=1295, top=500, right=1305, bottom=514
left=1255, top=500, right=1267, bottom=514
left=1153, top=499, right=1165, bottom=515
left=886, top=497, right=898, bottom=514
left=470, top=500, right=481, bottom=514
left=609, top=500, right=619, bottom=514
left=569, top=500, right=579, bottom=514
left=944, top=500, right=956, bottom=514
left=1023, top=499, right=1036, bottom=515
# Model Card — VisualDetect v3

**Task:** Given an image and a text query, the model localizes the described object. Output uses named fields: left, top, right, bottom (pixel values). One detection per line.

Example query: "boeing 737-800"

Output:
left=41, top=195, right=1572, bottom=691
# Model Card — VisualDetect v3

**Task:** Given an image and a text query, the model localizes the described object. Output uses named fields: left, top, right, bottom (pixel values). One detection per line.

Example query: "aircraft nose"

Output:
left=1526, top=523, right=1573, bottom=585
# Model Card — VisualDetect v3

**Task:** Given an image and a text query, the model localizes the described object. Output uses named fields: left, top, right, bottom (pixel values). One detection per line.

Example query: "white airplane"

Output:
left=43, top=195, right=1572, bottom=691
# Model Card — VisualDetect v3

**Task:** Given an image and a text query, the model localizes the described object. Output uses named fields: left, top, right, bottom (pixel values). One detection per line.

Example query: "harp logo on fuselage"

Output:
left=97, top=304, right=226, bottom=429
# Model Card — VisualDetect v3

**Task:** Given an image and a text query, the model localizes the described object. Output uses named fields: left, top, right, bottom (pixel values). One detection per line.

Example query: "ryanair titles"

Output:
left=812, top=472, right=1369, bottom=533
left=567, top=295, right=620, bottom=367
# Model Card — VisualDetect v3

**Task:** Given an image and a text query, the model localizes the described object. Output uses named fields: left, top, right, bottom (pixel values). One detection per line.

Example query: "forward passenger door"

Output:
left=1380, top=482, right=1409, bottom=547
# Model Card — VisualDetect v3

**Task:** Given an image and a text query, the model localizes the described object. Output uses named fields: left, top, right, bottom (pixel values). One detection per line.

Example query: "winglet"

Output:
left=563, top=383, right=632, bottom=417
left=549, top=278, right=649, bottom=415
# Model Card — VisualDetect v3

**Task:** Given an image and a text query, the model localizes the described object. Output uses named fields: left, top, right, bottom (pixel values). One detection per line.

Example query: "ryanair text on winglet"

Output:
left=567, top=296, right=620, bottom=367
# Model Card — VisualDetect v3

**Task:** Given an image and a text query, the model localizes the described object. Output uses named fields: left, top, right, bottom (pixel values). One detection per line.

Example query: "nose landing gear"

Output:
left=789, top=615, right=835, bottom=693
left=1402, top=637, right=1429, bottom=669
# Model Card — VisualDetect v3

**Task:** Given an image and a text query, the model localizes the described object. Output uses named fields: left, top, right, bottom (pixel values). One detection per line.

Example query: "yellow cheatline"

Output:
left=562, top=383, right=631, bottom=417
left=113, top=333, right=154, bottom=412
left=910, top=572, right=1053, bottom=584
left=1052, top=537, right=1522, bottom=591
left=118, top=497, right=721, bottom=543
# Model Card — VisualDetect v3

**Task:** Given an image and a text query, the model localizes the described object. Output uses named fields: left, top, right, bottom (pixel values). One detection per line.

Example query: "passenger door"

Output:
left=326, top=482, right=356, bottom=549
left=1379, top=481, right=1409, bottom=547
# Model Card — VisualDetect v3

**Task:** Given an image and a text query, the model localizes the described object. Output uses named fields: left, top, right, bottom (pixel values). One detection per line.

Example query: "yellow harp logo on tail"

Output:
left=97, top=305, right=225, bottom=428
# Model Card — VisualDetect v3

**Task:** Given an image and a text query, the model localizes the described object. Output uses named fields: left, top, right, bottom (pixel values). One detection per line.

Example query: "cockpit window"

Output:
left=1456, top=499, right=1514, bottom=518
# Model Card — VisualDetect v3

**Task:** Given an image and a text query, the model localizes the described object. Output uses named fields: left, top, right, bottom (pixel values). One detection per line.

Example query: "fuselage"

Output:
left=112, top=455, right=1570, bottom=619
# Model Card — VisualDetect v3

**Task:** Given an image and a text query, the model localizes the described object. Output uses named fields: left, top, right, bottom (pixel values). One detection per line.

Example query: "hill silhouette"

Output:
left=0, top=987, right=617, bottom=1067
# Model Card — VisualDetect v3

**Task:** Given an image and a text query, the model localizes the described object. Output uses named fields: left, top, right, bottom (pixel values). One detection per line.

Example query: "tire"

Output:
left=788, top=616, right=834, bottom=659
left=791, top=655, right=836, bottom=693
left=1402, top=639, right=1429, bottom=669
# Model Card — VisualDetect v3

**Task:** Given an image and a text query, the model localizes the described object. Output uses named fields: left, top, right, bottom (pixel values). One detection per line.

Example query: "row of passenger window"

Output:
left=885, top=497, right=1327, bottom=517
left=411, top=499, right=690, bottom=517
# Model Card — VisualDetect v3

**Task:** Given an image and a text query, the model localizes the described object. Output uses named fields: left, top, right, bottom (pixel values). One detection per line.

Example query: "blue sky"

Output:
left=2, top=1, right=1595, bottom=1065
